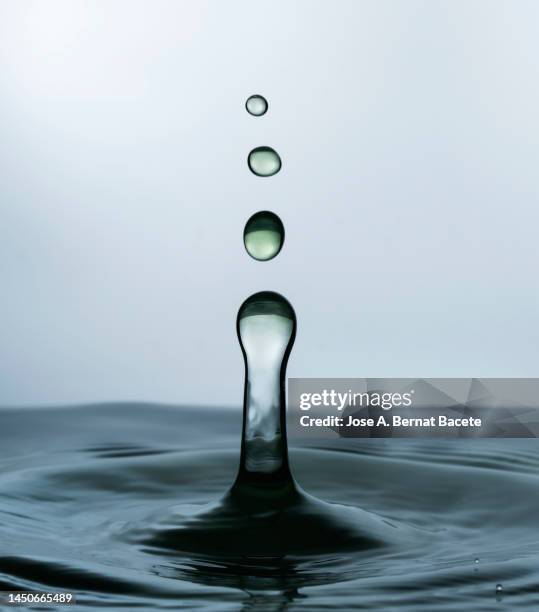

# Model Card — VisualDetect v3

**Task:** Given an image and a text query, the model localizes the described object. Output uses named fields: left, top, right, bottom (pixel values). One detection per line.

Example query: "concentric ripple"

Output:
left=0, top=404, right=538, bottom=610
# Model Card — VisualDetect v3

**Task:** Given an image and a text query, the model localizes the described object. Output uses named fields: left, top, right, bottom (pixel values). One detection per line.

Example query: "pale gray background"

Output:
left=1, top=0, right=538, bottom=407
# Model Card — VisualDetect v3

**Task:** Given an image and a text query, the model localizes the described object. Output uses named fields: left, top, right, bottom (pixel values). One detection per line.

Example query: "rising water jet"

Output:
left=139, top=291, right=408, bottom=560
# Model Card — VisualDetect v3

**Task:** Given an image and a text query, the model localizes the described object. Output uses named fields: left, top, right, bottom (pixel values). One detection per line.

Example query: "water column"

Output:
left=233, top=97, right=295, bottom=492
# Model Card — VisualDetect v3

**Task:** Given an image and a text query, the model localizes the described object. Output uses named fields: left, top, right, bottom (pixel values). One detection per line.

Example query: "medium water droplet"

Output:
left=474, top=558, right=480, bottom=564
left=495, top=583, right=503, bottom=593
left=244, top=211, right=284, bottom=261
left=245, top=94, right=268, bottom=116
left=248, top=146, right=282, bottom=177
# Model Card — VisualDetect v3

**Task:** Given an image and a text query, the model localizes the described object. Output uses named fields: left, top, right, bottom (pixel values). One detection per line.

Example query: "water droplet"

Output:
left=474, top=558, right=480, bottom=564
left=495, top=583, right=503, bottom=593
left=245, top=94, right=268, bottom=117
left=248, top=146, right=282, bottom=177
left=243, top=211, right=284, bottom=261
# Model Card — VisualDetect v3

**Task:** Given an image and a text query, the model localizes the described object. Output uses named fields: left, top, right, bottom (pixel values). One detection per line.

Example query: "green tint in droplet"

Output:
left=245, top=95, right=268, bottom=116
left=248, top=147, right=282, bottom=177
left=244, top=211, right=284, bottom=261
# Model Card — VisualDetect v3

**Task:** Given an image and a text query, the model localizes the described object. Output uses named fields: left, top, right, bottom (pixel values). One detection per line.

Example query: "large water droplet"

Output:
left=248, top=146, right=282, bottom=177
left=245, top=94, right=268, bottom=116
left=495, top=583, right=503, bottom=593
left=244, top=211, right=284, bottom=261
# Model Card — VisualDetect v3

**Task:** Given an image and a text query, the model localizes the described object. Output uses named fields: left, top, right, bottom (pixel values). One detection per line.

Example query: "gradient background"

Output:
left=1, top=0, right=538, bottom=408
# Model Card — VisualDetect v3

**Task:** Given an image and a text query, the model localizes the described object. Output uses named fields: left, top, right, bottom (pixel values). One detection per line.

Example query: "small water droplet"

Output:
left=495, top=583, right=503, bottom=593
left=245, top=95, right=268, bottom=116
left=244, top=211, right=284, bottom=261
left=474, top=558, right=480, bottom=564
left=248, top=146, right=282, bottom=177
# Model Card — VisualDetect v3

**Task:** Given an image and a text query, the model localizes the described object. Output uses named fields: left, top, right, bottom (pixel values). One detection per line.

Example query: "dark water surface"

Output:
left=0, top=403, right=538, bottom=610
